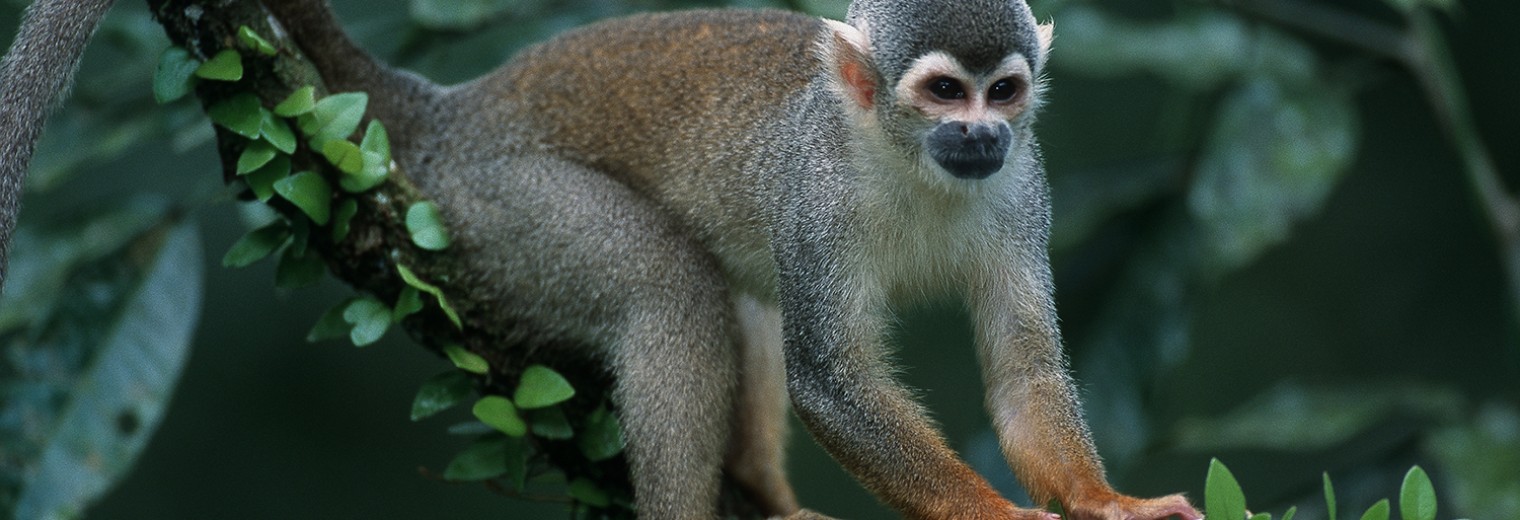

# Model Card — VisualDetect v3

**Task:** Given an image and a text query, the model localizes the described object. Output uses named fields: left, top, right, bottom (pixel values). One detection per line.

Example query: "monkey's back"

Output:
left=448, top=9, right=827, bottom=291
left=472, top=9, right=820, bottom=173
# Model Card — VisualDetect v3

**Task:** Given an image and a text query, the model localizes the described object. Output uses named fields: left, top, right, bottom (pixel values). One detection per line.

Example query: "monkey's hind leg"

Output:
left=572, top=181, right=740, bottom=519
left=727, top=295, right=799, bottom=517
left=432, top=154, right=738, bottom=518
left=607, top=273, right=739, bottom=519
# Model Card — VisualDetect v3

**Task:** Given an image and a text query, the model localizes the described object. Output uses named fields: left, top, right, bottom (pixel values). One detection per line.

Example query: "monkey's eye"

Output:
left=927, top=77, right=967, bottom=101
left=987, top=78, right=1020, bottom=103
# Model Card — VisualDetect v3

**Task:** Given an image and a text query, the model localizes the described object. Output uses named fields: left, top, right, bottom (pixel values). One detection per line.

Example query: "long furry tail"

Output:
left=262, top=0, right=438, bottom=130
left=0, top=0, right=117, bottom=291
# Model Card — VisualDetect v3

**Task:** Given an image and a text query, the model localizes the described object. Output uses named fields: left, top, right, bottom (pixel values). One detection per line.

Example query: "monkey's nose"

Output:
left=928, top=121, right=1012, bottom=180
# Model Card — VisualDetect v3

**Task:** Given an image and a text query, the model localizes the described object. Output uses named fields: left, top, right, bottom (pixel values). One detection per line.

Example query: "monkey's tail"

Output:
left=0, top=0, right=117, bottom=290
left=263, top=0, right=438, bottom=130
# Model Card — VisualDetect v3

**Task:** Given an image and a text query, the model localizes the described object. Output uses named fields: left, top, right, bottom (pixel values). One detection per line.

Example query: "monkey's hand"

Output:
left=1063, top=492, right=1202, bottom=520
left=776, top=505, right=1061, bottom=520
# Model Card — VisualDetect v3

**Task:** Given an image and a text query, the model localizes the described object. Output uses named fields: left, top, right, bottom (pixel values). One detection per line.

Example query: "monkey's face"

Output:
left=894, top=51, right=1035, bottom=180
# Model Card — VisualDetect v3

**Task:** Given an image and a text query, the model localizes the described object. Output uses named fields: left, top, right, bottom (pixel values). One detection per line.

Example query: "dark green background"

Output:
left=1, top=0, right=1515, bottom=517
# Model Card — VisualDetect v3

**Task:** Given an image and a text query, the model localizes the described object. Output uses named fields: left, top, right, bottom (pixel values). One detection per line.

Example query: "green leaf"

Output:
left=274, top=86, right=317, bottom=117
left=7, top=222, right=203, bottom=519
left=1399, top=466, right=1436, bottom=520
left=306, top=299, right=355, bottom=343
left=274, top=245, right=325, bottom=289
left=360, top=119, right=391, bottom=159
left=194, top=49, right=243, bottom=81
left=472, top=396, right=527, bottom=437
left=447, top=421, right=495, bottom=436
left=514, top=364, right=575, bottom=410
left=340, top=120, right=390, bottom=192
left=1249, top=514, right=1271, bottom=520
left=260, top=109, right=297, bottom=154
left=1381, top=0, right=1456, bottom=14
left=411, top=371, right=474, bottom=421
left=274, top=171, right=332, bottom=225
left=152, top=46, right=199, bottom=104
left=287, top=216, right=310, bottom=257
left=568, top=478, right=611, bottom=508
left=501, top=435, right=528, bottom=491
left=331, top=198, right=358, bottom=242
left=1362, top=499, right=1391, bottom=520
left=444, top=344, right=489, bottom=375
left=443, top=436, right=510, bottom=482
left=237, top=25, right=278, bottom=56
left=1206, top=458, right=1248, bottom=520
left=444, top=434, right=529, bottom=490
left=578, top=404, right=625, bottom=462
left=1425, top=405, right=1520, bottom=520
left=245, top=156, right=290, bottom=202
left=298, top=92, right=367, bottom=148
left=0, top=200, right=168, bottom=333
left=394, top=286, right=423, bottom=321
left=1282, top=506, right=1297, bottom=520
left=343, top=297, right=391, bottom=347
left=208, top=93, right=263, bottom=139
left=236, top=140, right=279, bottom=175
left=221, top=220, right=290, bottom=268
left=410, top=0, right=514, bottom=30
left=1172, top=382, right=1464, bottom=452
left=397, top=264, right=462, bottom=329
left=529, top=407, right=574, bottom=440
left=1187, top=79, right=1358, bottom=272
left=321, top=139, right=364, bottom=174
left=1326, top=473, right=1339, bottom=520
left=406, top=201, right=451, bottom=251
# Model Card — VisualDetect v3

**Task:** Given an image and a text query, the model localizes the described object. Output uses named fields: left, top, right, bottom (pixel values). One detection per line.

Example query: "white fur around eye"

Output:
left=895, top=52, right=964, bottom=101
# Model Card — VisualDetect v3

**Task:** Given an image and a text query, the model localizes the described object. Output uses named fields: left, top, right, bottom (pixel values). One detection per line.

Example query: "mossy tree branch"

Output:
left=147, top=0, right=772, bottom=516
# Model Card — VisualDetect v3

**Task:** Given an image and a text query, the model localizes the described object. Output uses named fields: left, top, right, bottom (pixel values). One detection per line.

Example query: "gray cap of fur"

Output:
left=846, top=0, right=1041, bottom=82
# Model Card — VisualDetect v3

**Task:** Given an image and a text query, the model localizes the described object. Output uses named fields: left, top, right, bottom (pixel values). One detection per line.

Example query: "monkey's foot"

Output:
left=1064, top=493, right=1202, bottom=520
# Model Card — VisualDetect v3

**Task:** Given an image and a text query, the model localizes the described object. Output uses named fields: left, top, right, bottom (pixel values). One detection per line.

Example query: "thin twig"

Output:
left=1404, top=11, right=1520, bottom=312
left=1221, top=0, right=1520, bottom=325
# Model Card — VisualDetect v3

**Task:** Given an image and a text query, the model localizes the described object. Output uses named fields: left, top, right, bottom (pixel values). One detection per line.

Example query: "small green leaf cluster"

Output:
left=411, top=362, right=632, bottom=515
left=1206, top=460, right=1458, bottom=520
left=187, top=27, right=460, bottom=347
left=178, top=26, right=622, bottom=514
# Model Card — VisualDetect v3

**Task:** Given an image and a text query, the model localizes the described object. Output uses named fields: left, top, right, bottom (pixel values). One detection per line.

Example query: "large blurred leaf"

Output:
left=1188, top=78, right=1359, bottom=273
left=1052, top=7, right=1316, bottom=90
left=1425, top=404, right=1520, bottom=519
left=1, top=216, right=203, bottom=519
left=1172, top=381, right=1463, bottom=452
left=0, top=199, right=169, bottom=333
left=409, top=0, right=515, bottom=30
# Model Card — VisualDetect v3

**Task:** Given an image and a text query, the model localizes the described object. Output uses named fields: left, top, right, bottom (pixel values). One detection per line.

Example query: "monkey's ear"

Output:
left=821, top=19, right=877, bottom=111
left=1036, top=21, right=1054, bottom=58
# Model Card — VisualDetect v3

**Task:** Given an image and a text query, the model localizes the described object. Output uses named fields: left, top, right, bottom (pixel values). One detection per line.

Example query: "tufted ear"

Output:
left=1036, top=21, right=1054, bottom=59
left=820, top=19, right=876, bottom=111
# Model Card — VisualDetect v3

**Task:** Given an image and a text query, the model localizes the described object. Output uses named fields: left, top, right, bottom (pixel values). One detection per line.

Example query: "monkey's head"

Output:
left=825, top=0, right=1052, bottom=182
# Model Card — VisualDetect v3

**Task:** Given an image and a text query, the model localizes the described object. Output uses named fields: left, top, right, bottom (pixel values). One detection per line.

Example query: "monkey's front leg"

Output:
left=969, top=262, right=1202, bottom=520
left=775, top=250, right=1054, bottom=520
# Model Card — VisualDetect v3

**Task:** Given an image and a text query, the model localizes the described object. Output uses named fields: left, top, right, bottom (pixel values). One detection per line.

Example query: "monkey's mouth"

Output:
left=932, top=152, right=1006, bottom=180
left=926, top=122, right=1012, bottom=180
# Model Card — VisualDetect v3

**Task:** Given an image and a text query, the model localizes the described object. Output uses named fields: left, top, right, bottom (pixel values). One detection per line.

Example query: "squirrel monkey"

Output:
left=2, top=0, right=1203, bottom=518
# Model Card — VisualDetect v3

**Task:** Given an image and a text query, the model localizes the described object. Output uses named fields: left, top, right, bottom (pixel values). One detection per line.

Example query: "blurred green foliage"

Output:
left=0, top=0, right=1516, bottom=518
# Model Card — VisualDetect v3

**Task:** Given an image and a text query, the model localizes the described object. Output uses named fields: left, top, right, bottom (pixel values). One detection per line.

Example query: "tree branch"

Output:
left=1223, top=0, right=1520, bottom=326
